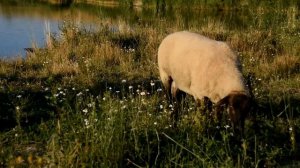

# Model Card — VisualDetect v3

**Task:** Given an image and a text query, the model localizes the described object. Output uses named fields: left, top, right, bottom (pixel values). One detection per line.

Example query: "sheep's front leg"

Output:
left=195, top=97, right=212, bottom=113
left=204, top=97, right=213, bottom=112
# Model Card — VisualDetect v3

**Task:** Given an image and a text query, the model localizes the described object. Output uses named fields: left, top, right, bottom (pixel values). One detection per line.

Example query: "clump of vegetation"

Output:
left=1, top=1, right=300, bottom=167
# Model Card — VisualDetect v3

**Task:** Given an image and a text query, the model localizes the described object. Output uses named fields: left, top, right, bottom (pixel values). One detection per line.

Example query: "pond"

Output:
left=0, top=3, right=101, bottom=58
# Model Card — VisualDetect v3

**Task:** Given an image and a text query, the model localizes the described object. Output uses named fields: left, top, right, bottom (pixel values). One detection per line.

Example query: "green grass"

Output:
left=1, top=2, right=300, bottom=167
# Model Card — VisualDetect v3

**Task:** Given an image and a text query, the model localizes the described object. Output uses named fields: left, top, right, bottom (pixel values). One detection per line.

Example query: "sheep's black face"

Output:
left=216, top=93, right=252, bottom=133
left=228, top=94, right=252, bottom=133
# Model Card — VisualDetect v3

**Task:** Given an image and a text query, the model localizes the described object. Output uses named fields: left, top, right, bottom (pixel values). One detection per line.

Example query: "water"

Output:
left=0, top=3, right=99, bottom=58
left=0, top=15, right=59, bottom=57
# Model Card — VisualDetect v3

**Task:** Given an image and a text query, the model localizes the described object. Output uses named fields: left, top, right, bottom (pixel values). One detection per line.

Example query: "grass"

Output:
left=1, top=2, right=300, bottom=167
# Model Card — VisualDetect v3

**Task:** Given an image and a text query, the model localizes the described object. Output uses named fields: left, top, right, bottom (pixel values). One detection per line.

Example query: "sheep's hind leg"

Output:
left=170, top=82, right=186, bottom=126
left=159, top=70, right=173, bottom=101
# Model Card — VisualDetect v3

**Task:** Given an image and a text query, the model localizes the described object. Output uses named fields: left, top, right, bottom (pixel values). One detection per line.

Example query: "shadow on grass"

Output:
left=0, top=92, right=16, bottom=130
left=0, top=90, right=56, bottom=131
left=0, top=74, right=65, bottom=131
left=258, top=96, right=300, bottom=118
left=0, top=74, right=161, bottom=131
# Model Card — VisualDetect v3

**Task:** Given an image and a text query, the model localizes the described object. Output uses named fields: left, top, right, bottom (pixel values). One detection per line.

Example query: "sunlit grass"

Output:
left=1, top=2, right=300, bottom=167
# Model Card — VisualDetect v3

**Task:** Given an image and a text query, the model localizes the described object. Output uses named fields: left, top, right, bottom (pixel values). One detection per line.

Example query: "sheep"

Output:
left=157, top=31, right=252, bottom=132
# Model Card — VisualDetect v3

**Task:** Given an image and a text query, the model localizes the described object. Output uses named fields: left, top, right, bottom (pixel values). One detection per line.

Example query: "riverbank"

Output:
left=1, top=2, right=300, bottom=167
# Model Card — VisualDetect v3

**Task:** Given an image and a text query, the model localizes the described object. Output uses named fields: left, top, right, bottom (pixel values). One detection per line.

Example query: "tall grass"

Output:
left=1, top=1, right=300, bottom=167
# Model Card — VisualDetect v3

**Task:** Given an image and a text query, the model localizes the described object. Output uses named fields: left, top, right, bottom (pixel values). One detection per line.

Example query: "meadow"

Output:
left=0, top=1, right=300, bottom=167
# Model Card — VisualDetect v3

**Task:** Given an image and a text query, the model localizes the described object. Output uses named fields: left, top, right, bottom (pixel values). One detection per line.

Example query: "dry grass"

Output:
left=257, top=55, right=300, bottom=79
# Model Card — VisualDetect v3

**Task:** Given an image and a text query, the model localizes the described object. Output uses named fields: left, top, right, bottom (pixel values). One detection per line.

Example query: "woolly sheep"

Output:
left=158, top=31, right=252, bottom=132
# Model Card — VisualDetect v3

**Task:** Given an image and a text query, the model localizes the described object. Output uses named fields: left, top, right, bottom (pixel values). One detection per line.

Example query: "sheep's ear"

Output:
left=216, top=96, right=229, bottom=108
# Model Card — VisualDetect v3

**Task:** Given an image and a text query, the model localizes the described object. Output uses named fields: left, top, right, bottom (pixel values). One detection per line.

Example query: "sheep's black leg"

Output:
left=204, top=97, right=213, bottom=113
left=173, top=90, right=186, bottom=119
left=165, top=76, right=173, bottom=103
left=170, top=82, right=186, bottom=126
left=161, top=77, right=178, bottom=125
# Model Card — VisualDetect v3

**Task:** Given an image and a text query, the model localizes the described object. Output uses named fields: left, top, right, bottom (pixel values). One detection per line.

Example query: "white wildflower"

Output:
left=82, top=108, right=88, bottom=114
left=84, top=119, right=89, bottom=126
left=224, top=125, right=230, bottom=129
left=150, top=81, right=155, bottom=86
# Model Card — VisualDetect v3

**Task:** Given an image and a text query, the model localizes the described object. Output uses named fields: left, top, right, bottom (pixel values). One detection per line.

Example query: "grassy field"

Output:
left=1, top=1, right=300, bottom=167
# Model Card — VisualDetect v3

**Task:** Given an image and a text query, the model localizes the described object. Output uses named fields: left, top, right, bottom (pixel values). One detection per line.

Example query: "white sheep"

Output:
left=158, top=31, right=252, bottom=131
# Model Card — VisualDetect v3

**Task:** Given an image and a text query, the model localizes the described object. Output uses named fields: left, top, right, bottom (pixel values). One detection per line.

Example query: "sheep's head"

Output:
left=216, top=93, right=252, bottom=133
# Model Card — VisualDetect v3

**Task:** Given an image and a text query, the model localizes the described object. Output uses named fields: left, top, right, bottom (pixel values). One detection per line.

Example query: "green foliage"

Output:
left=1, top=1, right=300, bottom=167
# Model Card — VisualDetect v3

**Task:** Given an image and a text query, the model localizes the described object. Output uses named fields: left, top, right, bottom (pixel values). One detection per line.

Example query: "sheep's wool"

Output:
left=158, top=31, right=248, bottom=103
